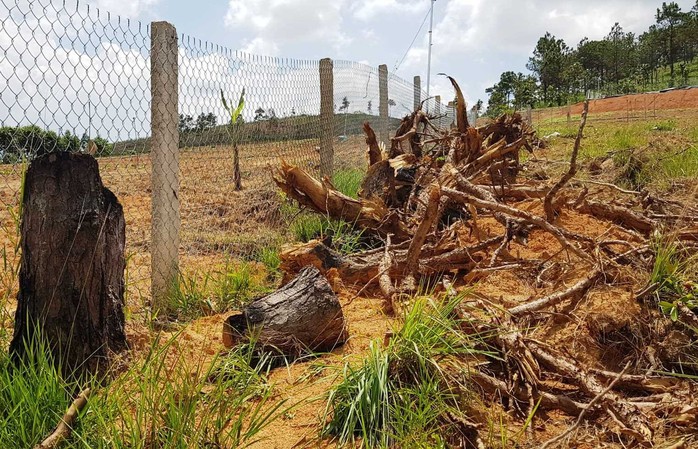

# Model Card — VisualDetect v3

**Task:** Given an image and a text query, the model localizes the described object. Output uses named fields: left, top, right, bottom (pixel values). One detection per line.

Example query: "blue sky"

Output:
left=117, top=0, right=697, bottom=105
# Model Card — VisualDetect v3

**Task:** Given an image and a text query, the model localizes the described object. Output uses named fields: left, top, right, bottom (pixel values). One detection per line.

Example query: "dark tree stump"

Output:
left=10, top=152, right=127, bottom=378
left=223, top=266, right=348, bottom=359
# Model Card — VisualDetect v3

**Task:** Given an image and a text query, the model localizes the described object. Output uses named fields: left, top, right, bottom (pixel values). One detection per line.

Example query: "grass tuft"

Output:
left=323, top=295, right=491, bottom=448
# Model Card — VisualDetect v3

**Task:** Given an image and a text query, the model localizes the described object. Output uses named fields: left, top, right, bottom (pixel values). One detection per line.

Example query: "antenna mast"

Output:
left=426, top=0, right=435, bottom=107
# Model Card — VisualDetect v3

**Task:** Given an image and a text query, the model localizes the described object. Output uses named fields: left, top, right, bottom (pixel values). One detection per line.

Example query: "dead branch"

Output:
left=35, top=388, right=91, bottom=449
left=274, top=162, right=410, bottom=241
left=404, top=183, right=441, bottom=276
left=508, top=268, right=602, bottom=316
left=526, top=340, right=653, bottom=443
left=442, top=187, right=589, bottom=261
left=544, top=100, right=589, bottom=222
left=363, top=122, right=382, bottom=166
left=540, top=362, right=631, bottom=449
left=379, top=235, right=396, bottom=314
left=577, top=200, right=656, bottom=235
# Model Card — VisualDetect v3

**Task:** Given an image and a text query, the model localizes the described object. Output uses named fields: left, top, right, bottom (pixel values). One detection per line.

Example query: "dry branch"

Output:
left=35, top=389, right=91, bottom=449
left=508, top=268, right=602, bottom=316
left=363, top=122, right=381, bottom=166
left=544, top=100, right=589, bottom=222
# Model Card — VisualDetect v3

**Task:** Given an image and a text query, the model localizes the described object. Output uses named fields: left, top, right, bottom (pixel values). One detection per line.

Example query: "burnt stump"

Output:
left=10, top=152, right=127, bottom=378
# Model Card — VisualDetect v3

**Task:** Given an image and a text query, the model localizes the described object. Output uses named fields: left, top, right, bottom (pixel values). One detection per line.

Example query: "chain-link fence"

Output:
left=0, top=0, right=451, bottom=314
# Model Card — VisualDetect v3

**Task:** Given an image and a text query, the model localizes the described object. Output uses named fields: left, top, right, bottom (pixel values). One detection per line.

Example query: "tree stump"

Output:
left=223, top=266, right=348, bottom=360
left=10, top=152, right=127, bottom=378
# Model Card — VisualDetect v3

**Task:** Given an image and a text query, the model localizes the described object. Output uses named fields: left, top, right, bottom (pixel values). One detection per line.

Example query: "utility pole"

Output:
left=426, top=0, right=435, bottom=109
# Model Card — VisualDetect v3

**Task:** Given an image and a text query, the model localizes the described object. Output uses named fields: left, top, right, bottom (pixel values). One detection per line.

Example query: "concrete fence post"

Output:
left=150, top=21, right=180, bottom=312
left=378, top=64, right=389, bottom=145
left=319, top=58, right=334, bottom=178
left=413, top=75, right=421, bottom=111
left=434, top=95, right=441, bottom=127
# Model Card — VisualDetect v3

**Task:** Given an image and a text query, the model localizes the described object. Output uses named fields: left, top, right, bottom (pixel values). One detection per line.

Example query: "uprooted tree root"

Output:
left=273, top=78, right=698, bottom=447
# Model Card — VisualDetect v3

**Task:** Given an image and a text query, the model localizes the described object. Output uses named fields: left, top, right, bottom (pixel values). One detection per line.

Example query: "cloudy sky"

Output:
left=146, top=0, right=696, bottom=105
left=1, top=0, right=695, bottom=140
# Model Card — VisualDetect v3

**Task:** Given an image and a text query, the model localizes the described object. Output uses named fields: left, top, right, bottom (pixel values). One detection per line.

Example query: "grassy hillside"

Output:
left=113, top=112, right=403, bottom=155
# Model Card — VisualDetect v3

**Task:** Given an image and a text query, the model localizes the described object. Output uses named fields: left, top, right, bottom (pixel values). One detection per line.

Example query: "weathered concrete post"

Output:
left=435, top=95, right=441, bottom=127
left=413, top=75, right=421, bottom=110
left=150, top=21, right=180, bottom=312
left=378, top=64, right=389, bottom=145
left=319, top=58, right=334, bottom=178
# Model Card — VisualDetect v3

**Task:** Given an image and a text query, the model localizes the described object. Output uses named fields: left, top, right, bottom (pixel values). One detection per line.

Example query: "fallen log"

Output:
left=223, top=266, right=348, bottom=359
left=274, top=161, right=410, bottom=241
left=279, top=238, right=499, bottom=287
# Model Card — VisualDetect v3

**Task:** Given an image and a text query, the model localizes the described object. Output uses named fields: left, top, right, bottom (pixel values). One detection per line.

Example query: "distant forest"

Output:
left=485, top=1, right=698, bottom=115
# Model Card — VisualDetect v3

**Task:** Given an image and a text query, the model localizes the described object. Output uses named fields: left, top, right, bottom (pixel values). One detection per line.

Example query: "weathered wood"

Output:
left=35, top=388, right=91, bottom=449
left=10, top=153, right=127, bottom=378
left=223, top=266, right=348, bottom=358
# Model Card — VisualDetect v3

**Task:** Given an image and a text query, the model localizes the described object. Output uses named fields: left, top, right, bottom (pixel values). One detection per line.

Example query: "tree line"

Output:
left=486, top=1, right=698, bottom=116
left=0, top=126, right=111, bottom=163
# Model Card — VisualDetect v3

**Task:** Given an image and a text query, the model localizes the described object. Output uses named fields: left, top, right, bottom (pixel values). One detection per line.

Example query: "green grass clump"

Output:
left=255, top=246, right=281, bottom=275
left=332, top=168, right=364, bottom=199
left=0, top=336, right=81, bottom=449
left=323, top=296, right=490, bottom=448
left=652, top=120, right=676, bottom=132
left=164, top=261, right=272, bottom=321
left=69, top=335, right=286, bottom=449
left=651, top=238, right=698, bottom=322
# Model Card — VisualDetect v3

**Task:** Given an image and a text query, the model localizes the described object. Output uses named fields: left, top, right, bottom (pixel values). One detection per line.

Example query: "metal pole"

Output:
left=426, top=0, right=435, bottom=107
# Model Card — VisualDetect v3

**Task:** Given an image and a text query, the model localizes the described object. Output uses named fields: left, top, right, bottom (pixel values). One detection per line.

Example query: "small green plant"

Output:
left=651, top=238, right=698, bottom=322
left=221, top=88, right=246, bottom=190
left=332, top=168, right=364, bottom=199
left=165, top=271, right=214, bottom=321
left=323, top=296, right=491, bottom=448
left=255, top=246, right=281, bottom=275
left=652, top=120, right=676, bottom=132
left=217, top=261, right=257, bottom=310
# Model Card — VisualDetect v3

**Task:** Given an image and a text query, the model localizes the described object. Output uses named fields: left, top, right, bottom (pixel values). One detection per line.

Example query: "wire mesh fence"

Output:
left=529, top=87, right=698, bottom=126
left=0, top=0, right=451, bottom=314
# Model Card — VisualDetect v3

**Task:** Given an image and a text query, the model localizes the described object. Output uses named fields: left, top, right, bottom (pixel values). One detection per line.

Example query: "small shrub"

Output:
left=651, top=120, right=675, bottom=132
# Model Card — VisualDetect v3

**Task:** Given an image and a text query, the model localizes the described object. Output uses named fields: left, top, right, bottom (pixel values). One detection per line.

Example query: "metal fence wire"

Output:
left=0, top=0, right=452, bottom=312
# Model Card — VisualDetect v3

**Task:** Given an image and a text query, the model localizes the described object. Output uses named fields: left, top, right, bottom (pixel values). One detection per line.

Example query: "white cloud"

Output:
left=93, top=0, right=159, bottom=18
left=241, top=37, right=280, bottom=56
left=224, top=0, right=351, bottom=55
left=350, top=0, right=428, bottom=21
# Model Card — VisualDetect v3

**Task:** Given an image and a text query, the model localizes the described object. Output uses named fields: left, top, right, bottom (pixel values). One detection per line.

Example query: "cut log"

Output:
left=10, top=152, right=127, bottom=378
left=222, top=266, right=348, bottom=359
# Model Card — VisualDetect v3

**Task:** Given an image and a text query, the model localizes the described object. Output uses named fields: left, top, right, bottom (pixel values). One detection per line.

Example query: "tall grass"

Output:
left=163, top=260, right=273, bottom=321
left=651, top=238, right=698, bottom=321
left=323, top=296, right=491, bottom=448
left=68, top=334, right=286, bottom=448
left=0, top=335, right=81, bottom=448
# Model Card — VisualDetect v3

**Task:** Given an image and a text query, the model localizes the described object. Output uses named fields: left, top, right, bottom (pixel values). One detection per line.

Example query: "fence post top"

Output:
left=151, top=21, right=176, bottom=29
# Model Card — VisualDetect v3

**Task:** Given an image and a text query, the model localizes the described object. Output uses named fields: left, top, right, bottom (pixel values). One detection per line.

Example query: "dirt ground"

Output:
left=572, top=87, right=698, bottom=115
